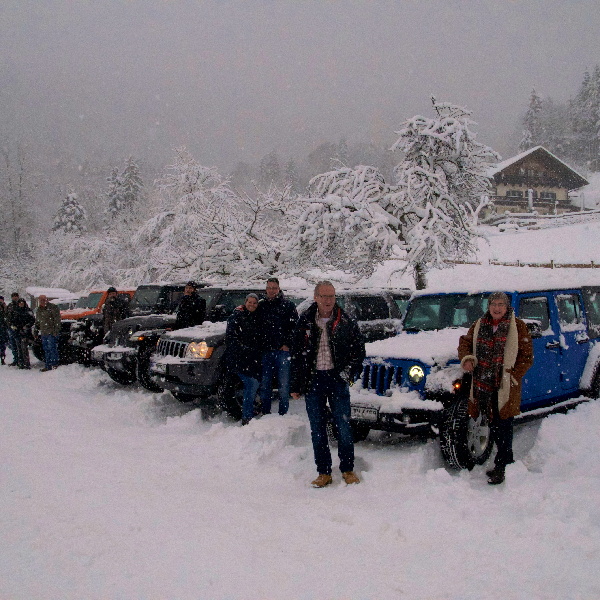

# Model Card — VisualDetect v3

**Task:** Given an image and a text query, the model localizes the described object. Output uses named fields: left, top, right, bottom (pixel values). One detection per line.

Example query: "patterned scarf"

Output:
left=473, top=307, right=513, bottom=407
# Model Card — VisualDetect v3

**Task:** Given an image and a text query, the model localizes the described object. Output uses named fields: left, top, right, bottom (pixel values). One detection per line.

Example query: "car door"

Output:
left=350, top=294, right=398, bottom=342
left=517, top=292, right=561, bottom=406
left=552, top=290, right=590, bottom=392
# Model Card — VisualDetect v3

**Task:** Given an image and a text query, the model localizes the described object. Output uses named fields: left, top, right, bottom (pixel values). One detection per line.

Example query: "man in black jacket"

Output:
left=258, top=277, right=298, bottom=416
left=175, top=281, right=206, bottom=329
left=290, top=281, right=365, bottom=488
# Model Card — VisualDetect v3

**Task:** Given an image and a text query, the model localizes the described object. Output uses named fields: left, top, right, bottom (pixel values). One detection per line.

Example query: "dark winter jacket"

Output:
left=103, top=295, right=130, bottom=333
left=6, top=300, right=19, bottom=328
left=290, top=303, right=366, bottom=394
left=257, top=292, right=299, bottom=351
left=35, top=302, right=62, bottom=336
left=11, top=303, right=35, bottom=338
left=0, top=303, right=8, bottom=344
left=175, top=292, right=206, bottom=330
left=225, top=307, right=263, bottom=379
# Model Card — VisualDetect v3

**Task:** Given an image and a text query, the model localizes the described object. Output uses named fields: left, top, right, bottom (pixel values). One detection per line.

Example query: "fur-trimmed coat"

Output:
left=458, top=313, right=534, bottom=419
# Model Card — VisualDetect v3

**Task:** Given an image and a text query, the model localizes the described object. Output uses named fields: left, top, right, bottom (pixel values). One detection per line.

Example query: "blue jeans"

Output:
left=304, top=370, right=354, bottom=475
left=260, top=350, right=291, bottom=415
left=41, top=334, right=59, bottom=369
left=238, top=372, right=260, bottom=422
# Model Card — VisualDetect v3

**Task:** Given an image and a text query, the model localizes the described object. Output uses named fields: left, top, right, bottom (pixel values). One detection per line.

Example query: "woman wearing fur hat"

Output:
left=458, top=292, right=534, bottom=485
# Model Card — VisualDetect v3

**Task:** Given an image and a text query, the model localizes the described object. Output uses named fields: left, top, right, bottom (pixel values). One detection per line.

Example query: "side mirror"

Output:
left=525, top=320, right=543, bottom=339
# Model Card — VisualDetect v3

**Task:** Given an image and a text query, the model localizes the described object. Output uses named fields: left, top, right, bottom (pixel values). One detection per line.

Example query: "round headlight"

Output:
left=408, top=365, right=425, bottom=384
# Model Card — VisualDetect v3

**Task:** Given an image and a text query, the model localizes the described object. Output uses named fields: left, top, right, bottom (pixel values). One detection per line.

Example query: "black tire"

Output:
left=216, top=372, right=262, bottom=421
left=137, top=351, right=164, bottom=393
left=217, top=373, right=244, bottom=420
left=439, top=397, right=493, bottom=470
left=106, top=367, right=136, bottom=385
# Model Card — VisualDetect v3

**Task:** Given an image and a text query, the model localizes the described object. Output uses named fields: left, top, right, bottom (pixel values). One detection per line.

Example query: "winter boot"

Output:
left=487, top=465, right=505, bottom=485
left=342, top=471, right=360, bottom=485
left=311, top=474, right=333, bottom=488
left=0, top=356, right=5, bottom=365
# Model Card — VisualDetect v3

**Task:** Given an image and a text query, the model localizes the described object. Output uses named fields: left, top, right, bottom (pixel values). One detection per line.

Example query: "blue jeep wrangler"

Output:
left=349, top=286, right=600, bottom=469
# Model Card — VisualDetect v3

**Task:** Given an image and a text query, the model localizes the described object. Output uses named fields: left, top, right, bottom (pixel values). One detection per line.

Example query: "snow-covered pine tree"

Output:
left=106, top=167, right=123, bottom=219
left=121, top=156, right=143, bottom=213
left=388, top=98, right=499, bottom=288
left=259, top=151, right=281, bottom=188
left=519, top=89, right=544, bottom=152
left=289, top=165, right=399, bottom=279
left=52, top=192, right=87, bottom=234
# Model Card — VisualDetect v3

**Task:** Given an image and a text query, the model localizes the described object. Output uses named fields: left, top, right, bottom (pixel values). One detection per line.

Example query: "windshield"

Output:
left=74, top=292, right=103, bottom=309
left=130, top=287, right=161, bottom=309
left=403, top=293, right=492, bottom=331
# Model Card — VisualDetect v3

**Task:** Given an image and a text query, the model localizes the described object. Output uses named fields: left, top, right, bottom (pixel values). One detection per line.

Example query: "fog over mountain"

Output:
left=1, top=1, right=599, bottom=184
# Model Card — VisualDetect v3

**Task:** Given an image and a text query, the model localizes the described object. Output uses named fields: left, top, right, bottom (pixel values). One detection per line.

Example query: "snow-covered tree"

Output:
left=52, top=192, right=87, bottom=234
left=106, top=157, right=144, bottom=221
left=388, top=98, right=499, bottom=288
left=289, top=165, right=400, bottom=279
left=519, top=89, right=544, bottom=151
left=259, top=151, right=281, bottom=188
left=284, top=158, right=302, bottom=196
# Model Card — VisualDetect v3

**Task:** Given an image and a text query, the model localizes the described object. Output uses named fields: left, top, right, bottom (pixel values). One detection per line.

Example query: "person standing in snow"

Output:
left=174, top=281, right=206, bottom=330
left=225, top=293, right=263, bottom=425
left=458, top=292, right=534, bottom=485
left=6, top=292, right=21, bottom=366
left=102, top=287, right=130, bottom=334
left=257, top=277, right=298, bottom=416
left=290, top=281, right=365, bottom=488
left=0, top=296, right=8, bottom=365
left=35, top=294, right=62, bottom=371
left=11, top=298, right=35, bottom=369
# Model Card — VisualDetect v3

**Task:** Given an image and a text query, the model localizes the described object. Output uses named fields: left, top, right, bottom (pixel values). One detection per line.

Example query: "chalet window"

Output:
left=540, top=192, right=557, bottom=200
left=506, top=190, right=523, bottom=198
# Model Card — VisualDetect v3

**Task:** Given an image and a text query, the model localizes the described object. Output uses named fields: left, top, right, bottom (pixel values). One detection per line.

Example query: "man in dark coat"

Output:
left=258, top=277, right=299, bottom=416
left=11, top=298, right=35, bottom=369
left=35, top=294, right=62, bottom=371
left=0, top=296, right=8, bottom=365
left=6, top=292, right=20, bottom=366
left=290, top=281, right=365, bottom=488
left=175, top=281, right=206, bottom=329
left=102, top=287, right=130, bottom=333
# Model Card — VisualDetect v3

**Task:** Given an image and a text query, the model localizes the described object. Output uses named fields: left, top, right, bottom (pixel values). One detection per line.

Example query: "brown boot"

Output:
left=342, top=471, right=360, bottom=485
left=311, top=474, right=333, bottom=488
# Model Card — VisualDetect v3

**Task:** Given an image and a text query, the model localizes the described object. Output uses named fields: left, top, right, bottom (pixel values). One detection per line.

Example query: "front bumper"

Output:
left=93, top=347, right=137, bottom=372
left=149, top=358, right=220, bottom=397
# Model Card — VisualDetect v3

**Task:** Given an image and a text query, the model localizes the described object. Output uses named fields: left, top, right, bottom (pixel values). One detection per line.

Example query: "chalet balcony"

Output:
left=493, top=174, right=564, bottom=188
left=490, top=195, right=574, bottom=211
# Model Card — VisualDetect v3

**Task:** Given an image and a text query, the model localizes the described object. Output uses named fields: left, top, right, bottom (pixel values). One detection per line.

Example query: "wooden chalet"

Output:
left=486, top=146, right=589, bottom=217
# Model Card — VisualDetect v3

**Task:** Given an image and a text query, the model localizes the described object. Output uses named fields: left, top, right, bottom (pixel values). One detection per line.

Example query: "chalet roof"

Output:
left=489, top=146, right=589, bottom=189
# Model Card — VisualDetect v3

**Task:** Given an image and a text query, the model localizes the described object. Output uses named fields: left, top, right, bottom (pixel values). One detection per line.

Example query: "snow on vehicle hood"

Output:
left=163, top=321, right=228, bottom=341
left=365, top=327, right=468, bottom=365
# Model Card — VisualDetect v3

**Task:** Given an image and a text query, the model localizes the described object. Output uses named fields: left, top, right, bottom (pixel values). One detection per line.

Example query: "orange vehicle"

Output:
left=60, top=289, right=136, bottom=321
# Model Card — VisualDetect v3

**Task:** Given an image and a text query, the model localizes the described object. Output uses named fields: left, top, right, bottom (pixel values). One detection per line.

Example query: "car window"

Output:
left=75, top=292, right=103, bottom=309
left=582, top=287, right=600, bottom=339
left=392, top=295, right=410, bottom=317
left=217, top=291, right=261, bottom=315
left=169, top=290, right=185, bottom=308
left=130, top=287, right=161, bottom=309
left=403, top=293, right=490, bottom=331
left=351, top=296, right=390, bottom=320
left=555, top=293, right=584, bottom=330
left=518, top=296, right=550, bottom=332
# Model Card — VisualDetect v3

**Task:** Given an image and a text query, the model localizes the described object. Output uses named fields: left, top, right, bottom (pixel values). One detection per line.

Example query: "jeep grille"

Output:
left=361, top=363, right=402, bottom=395
left=156, top=339, right=189, bottom=358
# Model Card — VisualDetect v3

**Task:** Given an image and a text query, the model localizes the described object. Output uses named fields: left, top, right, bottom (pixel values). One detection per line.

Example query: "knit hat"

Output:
left=107, top=287, right=117, bottom=294
left=488, top=292, right=510, bottom=306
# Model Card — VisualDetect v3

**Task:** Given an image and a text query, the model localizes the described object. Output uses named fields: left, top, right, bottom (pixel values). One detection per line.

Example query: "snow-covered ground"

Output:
left=2, top=220, right=600, bottom=599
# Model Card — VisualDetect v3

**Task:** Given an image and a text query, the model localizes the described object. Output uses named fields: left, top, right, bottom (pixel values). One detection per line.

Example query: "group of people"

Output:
left=0, top=292, right=61, bottom=371
left=225, top=278, right=366, bottom=487
left=0, top=279, right=533, bottom=487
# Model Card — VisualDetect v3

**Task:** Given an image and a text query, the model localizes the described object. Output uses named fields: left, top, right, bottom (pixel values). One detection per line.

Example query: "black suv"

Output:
left=295, top=288, right=411, bottom=343
left=149, top=286, right=309, bottom=417
left=91, top=283, right=201, bottom=389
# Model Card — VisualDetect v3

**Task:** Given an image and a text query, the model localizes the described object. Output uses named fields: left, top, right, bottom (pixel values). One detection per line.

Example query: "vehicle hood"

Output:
left=162, top=321, right=228, bottom=342
left=365, top=327, right=468, bottom=366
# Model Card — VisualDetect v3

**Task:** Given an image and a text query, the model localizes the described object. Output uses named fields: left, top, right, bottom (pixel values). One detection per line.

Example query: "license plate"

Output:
left=152, top=362, right=167, bottom=375
left=351, top=405, right=378, bottom=422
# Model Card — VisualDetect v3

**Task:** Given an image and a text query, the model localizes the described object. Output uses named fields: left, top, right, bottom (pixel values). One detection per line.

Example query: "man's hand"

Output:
left=291, top=393, right=301, bottom=400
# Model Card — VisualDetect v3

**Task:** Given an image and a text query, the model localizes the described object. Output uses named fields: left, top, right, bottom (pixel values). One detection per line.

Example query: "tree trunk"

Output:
left=414, top=263, right=427, bottom=290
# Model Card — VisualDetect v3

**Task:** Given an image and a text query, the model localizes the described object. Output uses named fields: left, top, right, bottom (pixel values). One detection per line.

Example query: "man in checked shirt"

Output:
left=290, top=281, right=365, bottom=488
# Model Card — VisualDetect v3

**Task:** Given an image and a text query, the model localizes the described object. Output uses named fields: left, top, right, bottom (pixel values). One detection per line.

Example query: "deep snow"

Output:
left=2, top=220, right=600, bottom=599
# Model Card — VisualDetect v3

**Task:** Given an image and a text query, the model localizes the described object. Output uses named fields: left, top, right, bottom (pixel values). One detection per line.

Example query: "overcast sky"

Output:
left=1, top=0, right=599, bottom=172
